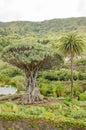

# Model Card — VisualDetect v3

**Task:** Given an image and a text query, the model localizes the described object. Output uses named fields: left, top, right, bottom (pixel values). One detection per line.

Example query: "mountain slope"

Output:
left=0, top=17, right=86, bottom=36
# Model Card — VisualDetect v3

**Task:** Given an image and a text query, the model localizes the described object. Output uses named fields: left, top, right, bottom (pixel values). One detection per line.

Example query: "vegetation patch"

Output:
left=0, top=101, right=86, bottom=129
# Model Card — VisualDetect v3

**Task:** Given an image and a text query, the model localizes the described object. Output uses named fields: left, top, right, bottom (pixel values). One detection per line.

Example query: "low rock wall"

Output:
left=0, top=119, right=85, bottom=130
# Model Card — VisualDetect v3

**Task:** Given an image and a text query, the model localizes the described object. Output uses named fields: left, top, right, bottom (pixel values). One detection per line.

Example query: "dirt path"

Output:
left=0, top=94, right=63, bottom=106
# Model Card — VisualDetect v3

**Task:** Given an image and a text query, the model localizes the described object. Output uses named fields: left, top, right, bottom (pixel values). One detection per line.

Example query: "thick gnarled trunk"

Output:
left=22, top=70, right=43, bottom=104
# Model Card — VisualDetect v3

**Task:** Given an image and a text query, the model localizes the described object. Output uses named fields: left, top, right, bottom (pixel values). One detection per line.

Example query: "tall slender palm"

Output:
left=60, top=32, right=84, bottom=98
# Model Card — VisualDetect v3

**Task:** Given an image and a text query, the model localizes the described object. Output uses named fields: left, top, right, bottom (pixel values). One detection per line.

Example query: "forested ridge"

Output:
left=0, top=17, right=86, bottom=36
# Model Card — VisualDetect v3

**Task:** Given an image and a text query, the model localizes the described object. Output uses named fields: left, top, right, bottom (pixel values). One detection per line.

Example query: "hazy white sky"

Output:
left=0, top=0, right=86, bottom=22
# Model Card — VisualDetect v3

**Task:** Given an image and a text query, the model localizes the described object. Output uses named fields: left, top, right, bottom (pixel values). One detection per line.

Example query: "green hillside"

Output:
left=0, top=17, right=86, bottom=37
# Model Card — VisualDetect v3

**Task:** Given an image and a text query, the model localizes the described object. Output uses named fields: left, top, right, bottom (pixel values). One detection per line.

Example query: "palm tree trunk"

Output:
left=70, top=53, right=74, bottom=98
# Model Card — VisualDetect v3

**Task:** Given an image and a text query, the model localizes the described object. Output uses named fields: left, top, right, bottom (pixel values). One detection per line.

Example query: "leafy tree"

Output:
left=2, top=42, right=62, bottom=103
left=60, top=32, right=84, bottom=98
left=0, top=36, right=11, bottom=51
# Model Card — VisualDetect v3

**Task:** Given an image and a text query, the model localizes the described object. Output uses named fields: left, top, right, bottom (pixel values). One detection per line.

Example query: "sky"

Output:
left=0, top=0, right=86, bottom=22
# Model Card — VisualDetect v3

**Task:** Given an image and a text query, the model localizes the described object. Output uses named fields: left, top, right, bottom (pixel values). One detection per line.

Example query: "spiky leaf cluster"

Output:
left=60, top=33, right=84, bottom=56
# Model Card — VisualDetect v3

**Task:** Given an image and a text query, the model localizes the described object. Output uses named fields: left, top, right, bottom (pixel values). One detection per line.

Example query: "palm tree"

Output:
left=60, top=32, right=84, bottom=98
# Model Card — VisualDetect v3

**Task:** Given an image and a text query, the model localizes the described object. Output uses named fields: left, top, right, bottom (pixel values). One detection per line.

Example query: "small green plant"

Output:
left=54, top=82, right=63, bottom=97
left=73, top=83, right=83, bottom=97
left=10, top=76, right=25, bottom=91
left=71, top=109, right=86, bottom=118
left=79, top=92, right=86, bottom=101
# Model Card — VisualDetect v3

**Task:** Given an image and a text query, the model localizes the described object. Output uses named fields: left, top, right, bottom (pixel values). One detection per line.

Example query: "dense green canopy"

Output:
left=2, top=42, right=62, bottom=71
left=2, top=42, right=63, bottom=103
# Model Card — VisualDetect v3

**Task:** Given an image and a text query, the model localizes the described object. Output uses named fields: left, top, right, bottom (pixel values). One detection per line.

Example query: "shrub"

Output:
left=71, top=109, right=86, bottom=118
left=58, top=69, right=71, bottom=81
left=0, top=102, right=18, bottom=113
left=73, top=83, right=83, bottom=97
left=78, top=72, right=86, bottom=80
left=38, top=69, right=84, bottom=82
left=73, top=71, right=78, bottom=80
left=53, top=82, right=63, bottom=97
left=63, top=86, right=71, bottom=97
left=0, top=74, right=11, bottom=85
left=70, top=99, right=78, bottom=105
left=38, top=78, right=64, bottom=97
left=76, top=58, right=86, bottom=65
left=40, top=70, right=59, bottom=81
left=10, top=76, right=26, bottom=91
left=0, top=66, right=23, bottom=78
left=79, top=92, right=86, bottom=101
left=0, top=62, right=23, bottom=86
left=38, top=78, right=51, bottom=96
left=75, top=58, right=86, bottom=73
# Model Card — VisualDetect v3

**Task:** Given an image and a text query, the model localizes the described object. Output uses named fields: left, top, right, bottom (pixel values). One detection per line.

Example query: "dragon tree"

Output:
left=2, top=42, right=63, bottom=103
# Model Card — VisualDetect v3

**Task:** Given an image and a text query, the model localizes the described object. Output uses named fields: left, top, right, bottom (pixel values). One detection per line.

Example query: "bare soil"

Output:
left=0, top=94, right=63, bottom=106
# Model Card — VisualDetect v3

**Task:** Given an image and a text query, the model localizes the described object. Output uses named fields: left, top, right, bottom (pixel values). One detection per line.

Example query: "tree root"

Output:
left=21, top=87, right=43, bottom=104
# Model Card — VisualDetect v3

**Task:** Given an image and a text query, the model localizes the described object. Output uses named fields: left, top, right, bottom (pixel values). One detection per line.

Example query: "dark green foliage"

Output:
left=63, top=83, right=84, bottom=98
left=37, top=39, right=50, bottom=44
left=78, top=72, right=86, bottom=80
left=38, top=74, right=85, bottom=98
left=38, top=69, right=86, bottom=81
left=38, top=78, right=64, bottom=97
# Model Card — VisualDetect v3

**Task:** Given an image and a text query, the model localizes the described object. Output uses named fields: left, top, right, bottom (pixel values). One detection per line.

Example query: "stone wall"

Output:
left=0, top=119, right=85, bottom=130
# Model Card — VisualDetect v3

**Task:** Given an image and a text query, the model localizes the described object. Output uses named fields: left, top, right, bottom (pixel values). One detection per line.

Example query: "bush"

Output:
left=73, top=83, right=83, bottom=97
left=0, top=62, right=23, bottom=87
left=70, top=99, right=78, bottom=105
left=0, top=63, right=23, bottom=78
left=0, top=102, right=18, bottom=113
left=58, top=69, right=71, bottom=81
left=38, top=78, right=51, bottom=96
left=71, top=109, right=86, bottom=118
left=53, top=82, right=63, bottom=97
left=75, top=58, right=86, bottom=73
left=73, top=71, right=78, bottom=80
left=0, top=74, right=11, bottom=85
left=79, top=92, right=86, bottom=101
left=38, top=78, right=64, bottom=97
left=38, top=69, right=85, bottom=82
left=10, top=76, right=26, bottom=91
left=39, top=70, right=59, bottom=81
left=63, top=86, right=71, bottom=97
left=78, top=72, right=86, bottom=80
